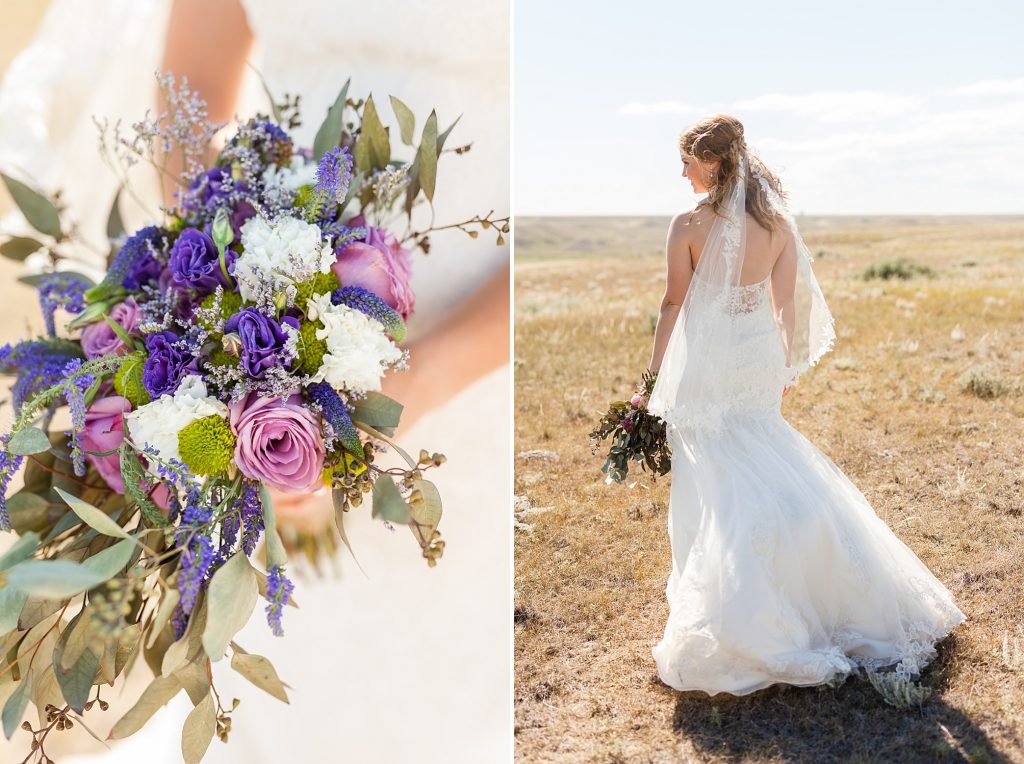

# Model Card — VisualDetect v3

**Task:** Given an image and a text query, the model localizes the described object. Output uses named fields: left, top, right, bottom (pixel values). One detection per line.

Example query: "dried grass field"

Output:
left=514, top=215, right=1024, bottom=763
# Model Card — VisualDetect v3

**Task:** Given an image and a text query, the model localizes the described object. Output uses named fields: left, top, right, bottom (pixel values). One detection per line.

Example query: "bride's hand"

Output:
left=269, top=486, right=334, bottom=535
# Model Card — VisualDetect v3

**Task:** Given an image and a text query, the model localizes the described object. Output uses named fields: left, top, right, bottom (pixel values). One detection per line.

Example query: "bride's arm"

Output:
left=648, top=213, right=694, bottom=375
left=381, top=261, right=509, bottom=431
left=157, top=0, right=254, bottom=206
left=770, top=228, right=798, bottom=369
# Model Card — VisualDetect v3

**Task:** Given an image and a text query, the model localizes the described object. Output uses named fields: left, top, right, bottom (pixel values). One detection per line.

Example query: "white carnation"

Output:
left=235, top=215, right=334, bottom=302
left=125, top=375, right=229, bottom=467
left=307, top=293, right=403, bottom=393
left=261, top=155, right=319, bottom=192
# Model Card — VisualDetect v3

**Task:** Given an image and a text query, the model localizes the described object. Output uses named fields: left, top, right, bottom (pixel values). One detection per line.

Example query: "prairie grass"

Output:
left=514, top=215, right=1024, bottom=763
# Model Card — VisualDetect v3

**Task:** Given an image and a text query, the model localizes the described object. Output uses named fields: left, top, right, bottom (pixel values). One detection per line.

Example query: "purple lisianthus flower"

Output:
left=169, top=227, right=234, bottom=293
left=223, top=308, right=298, bottom=379
left=186, top=167, right=233, bottom=210
left=142, top=331, right=193, bottom=398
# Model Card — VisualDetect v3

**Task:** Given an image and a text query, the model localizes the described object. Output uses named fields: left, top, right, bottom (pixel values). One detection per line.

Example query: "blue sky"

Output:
left=515, top=0, right=1024, bottom=215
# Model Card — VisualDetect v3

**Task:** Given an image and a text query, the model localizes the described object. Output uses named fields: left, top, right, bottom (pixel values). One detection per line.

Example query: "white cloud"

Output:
left=618, top=100, right=705, bottom=116
left=734, top=91, right=923, bottom=122
left=945, top=78, right=1024, bottom=97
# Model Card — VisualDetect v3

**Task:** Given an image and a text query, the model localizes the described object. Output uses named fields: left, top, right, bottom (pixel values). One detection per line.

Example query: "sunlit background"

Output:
left=516, top=0, right=1024, bottom=215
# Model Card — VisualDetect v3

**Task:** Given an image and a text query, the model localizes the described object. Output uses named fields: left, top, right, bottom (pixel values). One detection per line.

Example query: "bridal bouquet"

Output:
left=590, top=371, right=671, bottom=484
left=0, top=74, right=505, bottom=761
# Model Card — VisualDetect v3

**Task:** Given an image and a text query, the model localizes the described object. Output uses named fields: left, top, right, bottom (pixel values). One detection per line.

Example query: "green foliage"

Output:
left=294, top=320, right=327, bottom=376
left=178, top=415, right=236, bottom=477
left=0, top=173, right=61, bottom=238
left=114, top=351, right=150, bottom=406
left=860, top=258, right=935, bottom=280
left=589, top=371, right=671, bottom=483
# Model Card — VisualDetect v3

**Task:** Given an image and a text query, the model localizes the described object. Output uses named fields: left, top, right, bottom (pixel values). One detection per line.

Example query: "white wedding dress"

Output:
left=653, top=273, right=965, bottom=694
left=0, top=0, right=510, bottom=761
left=649, top=208, right=965, bottom=694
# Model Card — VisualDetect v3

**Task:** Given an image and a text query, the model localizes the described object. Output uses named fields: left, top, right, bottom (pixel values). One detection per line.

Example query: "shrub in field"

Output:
left=860, top=258, right=935, bottom=280
left=959, top=366, right=1017, bottom=399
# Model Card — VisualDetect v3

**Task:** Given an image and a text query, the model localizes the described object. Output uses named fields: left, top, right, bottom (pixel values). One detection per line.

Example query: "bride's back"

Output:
left=688, top=204, right=787, bottom=285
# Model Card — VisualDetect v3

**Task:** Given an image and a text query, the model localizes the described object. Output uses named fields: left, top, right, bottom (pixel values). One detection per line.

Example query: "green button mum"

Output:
left=178, top=414, right=236, bottom=477
left=294, top=270, right=340, bottom=311
left=294, top=320, right=328, bottom=376
left=114, top=351, right=150, bottom=406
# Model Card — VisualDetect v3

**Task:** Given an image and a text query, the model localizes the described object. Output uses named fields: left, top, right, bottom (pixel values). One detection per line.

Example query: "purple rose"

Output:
left=223, top=308, right=298, bottom=379
left=229, top=392, right=325, bottom=494
left=332, top=220, right=415, bottom=320
left=80, top=298, right=140, bottom=359
left=142, top=331, right=193, bottom=398
left=169, top=227, right=234, bottom=293
left=81, top=396, right=131, bottom=493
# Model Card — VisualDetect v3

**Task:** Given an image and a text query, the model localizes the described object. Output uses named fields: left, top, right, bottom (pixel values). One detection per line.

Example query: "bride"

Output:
left=0, top=0, right=509, bottom=761
left=644, top=114, right=965, bottom=695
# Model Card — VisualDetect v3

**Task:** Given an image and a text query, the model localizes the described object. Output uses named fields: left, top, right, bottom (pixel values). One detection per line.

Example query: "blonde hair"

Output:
left=679, top=114, right=786, bottom=233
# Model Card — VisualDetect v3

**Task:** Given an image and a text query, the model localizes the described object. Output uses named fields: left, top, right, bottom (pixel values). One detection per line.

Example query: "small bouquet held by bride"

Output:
left=0, top=73, right=506, bottom=760
left=590, top=371, right=671, bottom=484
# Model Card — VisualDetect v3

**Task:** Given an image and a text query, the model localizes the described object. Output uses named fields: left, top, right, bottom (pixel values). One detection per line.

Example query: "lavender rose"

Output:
left=223, top=308, right=298, bottom=379
left=81, top=396, right=131, bottom=493
left=169, top=227, right=235, bottom=293
left=229, top=392, right=325, bottom=493
left=142, top=331, right=193, bottom=399
left=81, top=298, right=140, bottom=360
left=332, top=222, right=415, bottom=320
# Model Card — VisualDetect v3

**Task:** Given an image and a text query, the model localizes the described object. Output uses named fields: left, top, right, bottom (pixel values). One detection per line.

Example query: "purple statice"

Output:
left=331, top=285, right=405, bottom=340
left=168, top=227, right=235, bottom=294
left=61, top=359, right=93, bottom=477
left=38, top=272, right=89, bottom=336
left=223, top=308, right=298, bottom=380
left=239, top=482, right=264, bottom=557
left=180, top=168, right=258, bottom=235
left=142, top=331, right=195, bottom=398
left=0, top=437, right=26, bottom=531
left=0, top=339, right=83, bottom=413
left=218, top=504, right=240, bottom=558
left=306, top=382, right=362, bottom=455
left=264, top=565, right=294, bottom=637
left=248, top=120, right=293, bottom=167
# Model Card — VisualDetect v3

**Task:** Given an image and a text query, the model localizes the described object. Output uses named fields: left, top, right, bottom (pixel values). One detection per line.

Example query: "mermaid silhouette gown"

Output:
left=653, top=272, right=965, bottom=695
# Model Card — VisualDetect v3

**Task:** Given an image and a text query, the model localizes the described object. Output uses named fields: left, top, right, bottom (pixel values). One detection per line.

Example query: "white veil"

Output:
left=648, top=145, right=835, bottom=433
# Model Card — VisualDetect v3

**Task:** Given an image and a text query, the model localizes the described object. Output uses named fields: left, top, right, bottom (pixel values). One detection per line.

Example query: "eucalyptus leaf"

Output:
left=312, top=79, right=351, bottom=160
left=248, top=62, right=283, bottom=124
left=371, top=476, right=411, bottom=524
left=389, top=95, right=416, bottom=145
left=0, top=532, right=39, bottom=572
left=106, top=186, right=125, bottom=241
left=332, top=489, right=366, bottom=575
left=351, top=392, right=403, bottom=436
left=354, top=94, right=390, bottom=173
left=81, top=538, right=137, bottom=579
left=5, top=559, right=108, bottom=598
left=173, top=660, right=210, bottom=705
left=436, top=114, right=462, bottom=153
left=0, top=236, right=44, bottom=262
left=2, top=668, right=32, bottom=739
left=230, top=651, right=289, bottom=703
left=181, top=692, right=216, bottom=764
left=18, top=270, right=94, bottom=289
left=417, top=111, right=439, bottom=202
left=259, top=485, right=287, bottom=569
left=54, top=487, right=132, bottom=540
left=108, top=674, right=182, bottom=739
left=55, top=647, right=99, bottom=713
left=0, top=173, right=61, bottom=238
left=0, top=588, right=28, bottom=634
left=7, top=427, right=52, bottom=456
left=408, top=479, right=443, bottom=548
left=201, top=553, right=258, bottom=661
left=146, top=588, right=181, bottom=649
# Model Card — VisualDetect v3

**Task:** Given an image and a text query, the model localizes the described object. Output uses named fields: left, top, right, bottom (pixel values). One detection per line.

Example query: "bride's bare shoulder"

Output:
left=668, top=204, right=711, bottom=237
